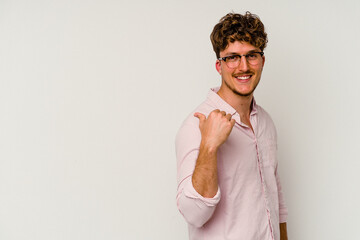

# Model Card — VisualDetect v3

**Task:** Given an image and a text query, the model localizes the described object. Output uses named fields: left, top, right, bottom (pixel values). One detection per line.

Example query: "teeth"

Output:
left=236, top=76, right=250, bottom=80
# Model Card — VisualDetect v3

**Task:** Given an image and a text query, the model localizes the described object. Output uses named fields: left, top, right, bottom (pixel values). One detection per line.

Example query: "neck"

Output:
left=217, top=89, right=253, bottom=118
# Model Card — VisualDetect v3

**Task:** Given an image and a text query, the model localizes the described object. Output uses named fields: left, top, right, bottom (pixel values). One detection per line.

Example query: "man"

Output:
left=175, top=12, right=288, bottom=240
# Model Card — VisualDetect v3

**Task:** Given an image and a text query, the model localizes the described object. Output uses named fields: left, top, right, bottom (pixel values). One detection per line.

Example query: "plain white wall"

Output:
left=1, top=0, right=359, bottom=239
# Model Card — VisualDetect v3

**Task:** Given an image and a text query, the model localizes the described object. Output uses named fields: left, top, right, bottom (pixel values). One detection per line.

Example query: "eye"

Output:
left=225, top=55, right=239, bottom=62
left=246, top=53, right=258, bottom=59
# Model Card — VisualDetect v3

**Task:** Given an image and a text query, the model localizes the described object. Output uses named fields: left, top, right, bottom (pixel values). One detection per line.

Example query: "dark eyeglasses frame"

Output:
left=218, top=51, right=264, bottom=62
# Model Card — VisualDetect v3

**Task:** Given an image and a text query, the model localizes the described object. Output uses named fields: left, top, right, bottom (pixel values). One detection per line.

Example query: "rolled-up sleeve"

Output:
left=175, top=119, right=221, bottom=227
left=177, top=177, right=220, bottom=227
left=275, top=167, right=288, bottom=223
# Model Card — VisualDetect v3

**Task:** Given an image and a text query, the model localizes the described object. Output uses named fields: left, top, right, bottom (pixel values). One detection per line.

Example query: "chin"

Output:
left=233, top=90, right=253, bottom=97
left=232, top=87, right=255, bottom=97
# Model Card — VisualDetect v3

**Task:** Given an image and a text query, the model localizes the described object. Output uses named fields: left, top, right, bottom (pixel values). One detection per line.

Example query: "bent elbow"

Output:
left=186, top=215, right=208, bottom=228
left=177, top=195, right=217, bottom=228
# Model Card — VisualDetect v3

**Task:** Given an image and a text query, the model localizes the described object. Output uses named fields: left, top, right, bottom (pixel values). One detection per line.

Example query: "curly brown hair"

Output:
left=210, top=12, right=268, bottom=58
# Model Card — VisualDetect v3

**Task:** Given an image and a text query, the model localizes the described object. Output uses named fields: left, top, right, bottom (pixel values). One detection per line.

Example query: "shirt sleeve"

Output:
left=275, top=167, right=288, bottom=223
left=175, top=120, right=221, bottom=228
left=270, top=112, right=288, bottom=224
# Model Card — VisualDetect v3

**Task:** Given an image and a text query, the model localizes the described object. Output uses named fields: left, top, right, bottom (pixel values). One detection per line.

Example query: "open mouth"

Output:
left=236, top=75, right=251, bottom=80
left=234, top=75, right=252, bottom=82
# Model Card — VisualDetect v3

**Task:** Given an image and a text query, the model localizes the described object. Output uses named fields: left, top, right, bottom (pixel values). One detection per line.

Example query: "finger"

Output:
left=194, top=112, right=206, bottom=124
left=208, top=109, right=220, bottom=118
left=230, top=119, right=236, bottom=126
left=225, top=113, right=232, bottom=121
left=220, top=111, right=226, bottom=116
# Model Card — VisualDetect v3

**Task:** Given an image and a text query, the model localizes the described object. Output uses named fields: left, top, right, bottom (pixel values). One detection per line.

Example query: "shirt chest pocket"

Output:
left=259, top=139, right=277, bottom=170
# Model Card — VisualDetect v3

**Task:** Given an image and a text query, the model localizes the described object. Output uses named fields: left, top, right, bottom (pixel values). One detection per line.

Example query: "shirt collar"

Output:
left=207, top=87, right=258, bottom=116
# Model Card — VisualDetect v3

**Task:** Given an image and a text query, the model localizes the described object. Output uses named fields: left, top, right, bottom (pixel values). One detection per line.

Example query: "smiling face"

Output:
left=216, top=41, right=265, bottom=99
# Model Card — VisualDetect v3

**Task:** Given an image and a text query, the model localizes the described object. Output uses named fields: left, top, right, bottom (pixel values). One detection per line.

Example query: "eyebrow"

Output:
left=225, top=50, right=259, bottom=56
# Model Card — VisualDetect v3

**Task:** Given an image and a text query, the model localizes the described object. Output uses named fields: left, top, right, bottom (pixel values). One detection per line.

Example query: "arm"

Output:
left=176, top=109, right=235, bottom=227
left=191, top=143, right=218, bottom=197
left=280, top=222, right=288, bottom=240
left=275, top=167, right=288, bottom=225
left=192, top=110, right=235, bottom=197
left=275, top=158, right=288, bottom=239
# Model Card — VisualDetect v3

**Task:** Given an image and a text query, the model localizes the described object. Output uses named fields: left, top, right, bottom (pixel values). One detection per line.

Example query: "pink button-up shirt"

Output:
left=175, top=88, right=288, bottom=240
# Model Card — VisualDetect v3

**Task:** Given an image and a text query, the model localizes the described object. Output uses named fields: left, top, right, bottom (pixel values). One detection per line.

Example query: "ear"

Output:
left=261, top=55, right=265, bottom=67
left=215, top=60, right=222, bottom=75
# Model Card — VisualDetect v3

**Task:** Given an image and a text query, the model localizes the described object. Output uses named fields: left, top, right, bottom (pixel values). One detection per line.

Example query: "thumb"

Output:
left=194, top=112, right=206, bottom=125
left=230, top=119, right=236, bottom=127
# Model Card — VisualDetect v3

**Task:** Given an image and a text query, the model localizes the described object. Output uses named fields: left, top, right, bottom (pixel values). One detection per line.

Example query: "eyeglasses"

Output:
left=218, top=52, right=264, bottom=68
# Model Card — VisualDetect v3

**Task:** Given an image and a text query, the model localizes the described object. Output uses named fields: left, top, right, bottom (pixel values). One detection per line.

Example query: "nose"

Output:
left=237, top=56, right=249, bottom=72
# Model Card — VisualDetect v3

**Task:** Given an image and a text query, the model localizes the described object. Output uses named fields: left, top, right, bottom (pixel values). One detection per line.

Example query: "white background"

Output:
left=1, top=0, right=359, bottom=239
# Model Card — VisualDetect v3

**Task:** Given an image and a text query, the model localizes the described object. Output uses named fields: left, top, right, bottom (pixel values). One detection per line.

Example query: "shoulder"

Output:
left=175, top=99, right=218, bottom=146
left=255, top=104, right=277, bottom=139
left=256, top=105, right=275, bottom=125
left=178, top=98, right=219, bottom=130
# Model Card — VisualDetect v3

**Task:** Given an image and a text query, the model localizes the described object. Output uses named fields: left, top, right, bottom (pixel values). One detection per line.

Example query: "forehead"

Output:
left=221, top=41, right=259, bottom=56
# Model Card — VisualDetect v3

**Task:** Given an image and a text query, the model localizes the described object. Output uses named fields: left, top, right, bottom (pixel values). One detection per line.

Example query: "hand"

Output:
left=194, top=109, right=235, bottom=150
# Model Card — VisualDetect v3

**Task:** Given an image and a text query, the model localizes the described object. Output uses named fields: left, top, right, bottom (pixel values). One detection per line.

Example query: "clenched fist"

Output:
left=194, top=109, right=235, bottom=151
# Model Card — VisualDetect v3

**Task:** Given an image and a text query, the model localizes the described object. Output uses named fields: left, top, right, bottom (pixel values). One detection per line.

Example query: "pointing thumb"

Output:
left=194, top=112, right=206, bottom=124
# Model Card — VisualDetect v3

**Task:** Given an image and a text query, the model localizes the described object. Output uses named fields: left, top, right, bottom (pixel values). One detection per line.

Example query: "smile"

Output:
left=234, top=75, right=252, bottom=83
left=235, top=75, right=251, bottom=80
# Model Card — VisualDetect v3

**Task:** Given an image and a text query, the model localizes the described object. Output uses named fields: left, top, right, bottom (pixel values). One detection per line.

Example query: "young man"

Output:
left=175, top=12, right=288, bottom=240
